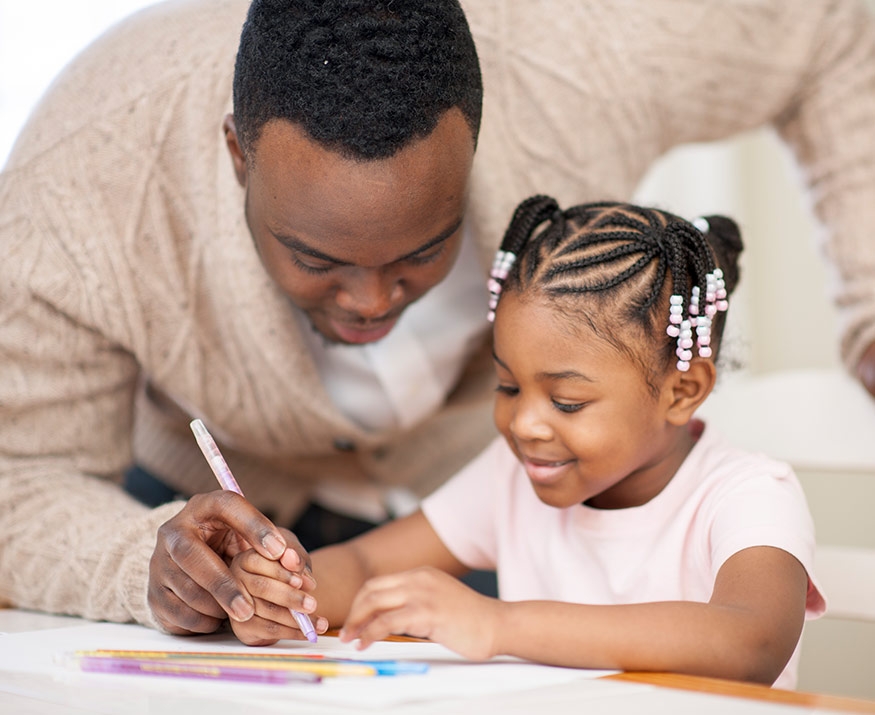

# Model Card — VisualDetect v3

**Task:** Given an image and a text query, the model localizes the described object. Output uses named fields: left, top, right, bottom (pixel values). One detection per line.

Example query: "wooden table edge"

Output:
left=604, top=672, right=875, bottom=713
left=347, top=632, right=875, bottom=713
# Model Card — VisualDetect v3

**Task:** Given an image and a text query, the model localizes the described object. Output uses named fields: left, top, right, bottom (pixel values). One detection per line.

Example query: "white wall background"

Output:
left=0, top=0, right=160, bottom=166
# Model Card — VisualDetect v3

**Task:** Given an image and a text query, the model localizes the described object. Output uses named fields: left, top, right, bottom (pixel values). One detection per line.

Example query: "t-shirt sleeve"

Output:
left=707, top=460, right=826, bottom=618
left=420, top=436, right=511, bottom=571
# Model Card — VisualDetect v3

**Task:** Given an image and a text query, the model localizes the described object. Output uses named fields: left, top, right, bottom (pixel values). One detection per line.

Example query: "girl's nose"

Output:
left=335, top=268, right=404, bottom=319
left=509, top=402, right=553, bottom=443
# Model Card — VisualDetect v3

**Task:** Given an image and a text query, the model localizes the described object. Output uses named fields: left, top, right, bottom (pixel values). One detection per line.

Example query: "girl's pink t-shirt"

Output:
left=421, top=423, right=825, bottom=689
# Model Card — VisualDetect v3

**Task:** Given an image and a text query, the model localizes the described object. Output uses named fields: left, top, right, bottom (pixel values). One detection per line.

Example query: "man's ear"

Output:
left=664, top=358, right=716, bottom=426
left=223, top=114, right=248, bottom=188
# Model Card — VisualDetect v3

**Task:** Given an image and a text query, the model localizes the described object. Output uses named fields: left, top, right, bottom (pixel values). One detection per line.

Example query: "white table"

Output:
left=2, top=609, right=873, bottom=715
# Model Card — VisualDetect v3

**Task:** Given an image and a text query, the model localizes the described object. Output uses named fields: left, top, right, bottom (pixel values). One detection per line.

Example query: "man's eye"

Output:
left=292, top=254, right=334, bottom=274
left=407, top=244, right=445, bottom=265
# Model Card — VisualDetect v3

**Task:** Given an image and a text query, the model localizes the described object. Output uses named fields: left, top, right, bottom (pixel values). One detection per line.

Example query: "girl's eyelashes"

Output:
left=495, top=383, right=586, bottom=413
left=552, top=400, right=586, bottom=414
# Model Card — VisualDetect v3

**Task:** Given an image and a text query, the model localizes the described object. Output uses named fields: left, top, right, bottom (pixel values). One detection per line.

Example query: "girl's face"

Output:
left=492, top=291, right=694, bottom=510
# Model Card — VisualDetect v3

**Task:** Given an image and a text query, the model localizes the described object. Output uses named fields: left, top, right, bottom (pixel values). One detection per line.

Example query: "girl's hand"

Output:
left=338, top=567, right=501, bottom=660
left=228, top=534, right=329, bottom=645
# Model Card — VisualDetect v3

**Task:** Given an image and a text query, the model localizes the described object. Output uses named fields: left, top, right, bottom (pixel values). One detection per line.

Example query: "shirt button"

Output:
left=333, top=438, right=356, bottom=452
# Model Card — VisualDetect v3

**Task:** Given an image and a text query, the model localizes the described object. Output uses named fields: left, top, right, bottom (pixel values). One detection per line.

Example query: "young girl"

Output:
left=229, top=197, right=824, bottom=688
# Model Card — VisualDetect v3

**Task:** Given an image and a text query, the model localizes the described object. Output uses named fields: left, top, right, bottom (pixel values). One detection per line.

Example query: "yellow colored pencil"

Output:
left=74, top=650, right=376, bottom=677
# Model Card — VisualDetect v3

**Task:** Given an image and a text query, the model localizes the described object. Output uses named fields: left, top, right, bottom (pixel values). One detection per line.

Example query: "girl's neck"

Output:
left=584, top=423, right=700, bottom=510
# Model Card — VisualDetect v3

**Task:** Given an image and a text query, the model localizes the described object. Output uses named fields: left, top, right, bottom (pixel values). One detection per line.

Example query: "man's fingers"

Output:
left=148, top=553, right=227, bottom=634
left=187, top=491, right=287, bottom=560
left=149, top=491, right=291, bottom=633
left=159, top=522, right=255, bottom=621
left=151, top=586, right=226, bottom=635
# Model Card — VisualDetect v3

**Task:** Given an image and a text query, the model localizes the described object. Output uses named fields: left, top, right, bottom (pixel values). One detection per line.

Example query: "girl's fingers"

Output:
left=341, top=576, right=413, bottom=643
left=235, top=549, right=302, bottom=585
left=252, top=597, right=305, bottom=628
left=232, top=607, right=331, bottom=645
left=231, top=551, right=316, bottom=613
left=231, top=613, right=305, bottom=646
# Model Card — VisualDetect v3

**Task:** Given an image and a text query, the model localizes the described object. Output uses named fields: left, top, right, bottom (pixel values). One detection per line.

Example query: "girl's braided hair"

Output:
left=490, top=196, right=744, bottom=392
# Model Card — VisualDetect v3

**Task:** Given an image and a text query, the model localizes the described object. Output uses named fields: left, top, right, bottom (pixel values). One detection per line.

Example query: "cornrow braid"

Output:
left=487, top=195, right=559, bottom=322
left=490, top=197, right=742, bottom=380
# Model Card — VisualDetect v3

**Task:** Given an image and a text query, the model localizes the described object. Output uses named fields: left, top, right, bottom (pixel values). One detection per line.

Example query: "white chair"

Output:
left=696, top=367, right=875, bottom=698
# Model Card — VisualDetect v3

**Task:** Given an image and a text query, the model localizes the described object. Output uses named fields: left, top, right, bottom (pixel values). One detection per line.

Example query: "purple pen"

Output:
left=76, top=655, right=321, bottom=684
left=190, top=418, right=319, bottom=643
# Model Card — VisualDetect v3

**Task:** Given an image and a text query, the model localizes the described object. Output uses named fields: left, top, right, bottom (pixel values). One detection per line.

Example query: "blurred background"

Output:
left=1, top=0, right=873, bottom=700
left=0, top=0, right=846, bottom=376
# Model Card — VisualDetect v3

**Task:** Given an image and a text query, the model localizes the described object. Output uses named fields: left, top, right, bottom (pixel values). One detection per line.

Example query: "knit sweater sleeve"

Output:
left=0, top=0, right=250, bottom=626
left=0, top=152, right=187, bottom=625
left=0, top=66, right=195, bottom=626
left=769, top=0, right=875, bottom=368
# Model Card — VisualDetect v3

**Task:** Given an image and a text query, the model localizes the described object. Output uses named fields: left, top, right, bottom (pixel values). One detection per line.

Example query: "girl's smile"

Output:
left=519, top=454, right=577, bottom=485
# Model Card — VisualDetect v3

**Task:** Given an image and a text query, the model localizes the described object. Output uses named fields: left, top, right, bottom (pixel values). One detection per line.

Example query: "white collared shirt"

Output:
left=298, top=223, right=490, bottom=520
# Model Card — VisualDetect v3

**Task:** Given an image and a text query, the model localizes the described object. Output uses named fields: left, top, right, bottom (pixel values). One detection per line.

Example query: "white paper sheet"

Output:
left=0, top=622, right=618, bottom=710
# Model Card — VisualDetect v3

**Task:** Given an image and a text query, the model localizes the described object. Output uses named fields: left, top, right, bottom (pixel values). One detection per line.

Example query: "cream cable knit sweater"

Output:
left=1, top=0, right=874, bottom=626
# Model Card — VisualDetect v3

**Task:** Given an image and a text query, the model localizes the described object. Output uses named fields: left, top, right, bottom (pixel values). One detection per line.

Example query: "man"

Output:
left=2, top=0, right=874, bottom=638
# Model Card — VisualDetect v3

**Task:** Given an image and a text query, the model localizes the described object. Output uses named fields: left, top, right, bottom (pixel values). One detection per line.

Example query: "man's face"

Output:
left=226, top=108, right=475, bottom=345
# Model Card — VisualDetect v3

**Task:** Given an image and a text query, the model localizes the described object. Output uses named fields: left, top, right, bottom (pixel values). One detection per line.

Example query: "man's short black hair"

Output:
left=232, top=0, right=483, bottom=160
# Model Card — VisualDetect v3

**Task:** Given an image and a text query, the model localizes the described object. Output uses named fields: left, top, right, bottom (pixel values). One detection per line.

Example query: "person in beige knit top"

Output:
left=1, top=0, right=874, bottom=640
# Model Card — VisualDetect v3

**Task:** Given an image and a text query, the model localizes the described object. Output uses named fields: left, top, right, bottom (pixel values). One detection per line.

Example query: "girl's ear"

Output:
left=663, top=358, right=716, bottom=426
left=223, top=114, right=248, bottom=188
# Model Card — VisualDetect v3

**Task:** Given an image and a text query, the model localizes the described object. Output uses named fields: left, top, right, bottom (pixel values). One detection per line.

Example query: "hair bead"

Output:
left=487, top=251, right=518, bottom=322
left=485, top=195, right=560, bottom=322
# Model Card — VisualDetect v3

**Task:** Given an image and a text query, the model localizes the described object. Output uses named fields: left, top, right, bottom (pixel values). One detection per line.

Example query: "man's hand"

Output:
left=148, top=490, right=294, bottom=635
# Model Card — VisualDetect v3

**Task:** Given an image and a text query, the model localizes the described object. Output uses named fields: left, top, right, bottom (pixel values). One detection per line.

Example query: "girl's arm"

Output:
left=310, top=510, right=469, bottom=625
left=341, top=544, right=808, bottom=685
left=494, top=545, right=807, bottom=684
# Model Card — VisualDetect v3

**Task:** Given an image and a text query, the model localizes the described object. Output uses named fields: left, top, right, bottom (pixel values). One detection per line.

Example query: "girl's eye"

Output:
left=552, top=400, right=585, bottom=414
left=495, top=384, right=519, bottom=397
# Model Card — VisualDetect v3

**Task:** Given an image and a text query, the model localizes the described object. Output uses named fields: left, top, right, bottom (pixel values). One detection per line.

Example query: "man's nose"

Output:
left=335, top=268, right=403, bottom=319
